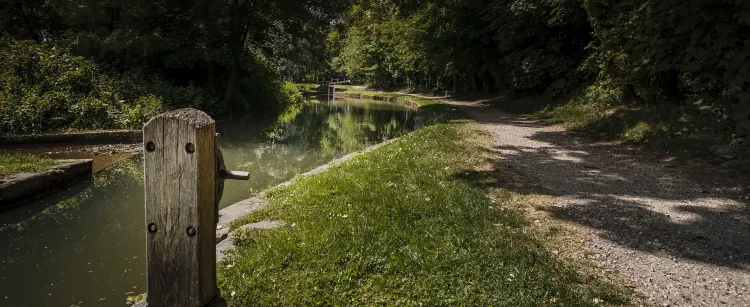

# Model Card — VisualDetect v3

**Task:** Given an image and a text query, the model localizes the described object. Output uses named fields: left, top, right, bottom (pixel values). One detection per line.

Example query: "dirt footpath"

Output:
left=445, top=99, right=750, bottom=306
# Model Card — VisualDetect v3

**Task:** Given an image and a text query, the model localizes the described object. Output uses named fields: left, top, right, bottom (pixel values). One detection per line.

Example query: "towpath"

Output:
left=440, top=98, right=750, bottom=306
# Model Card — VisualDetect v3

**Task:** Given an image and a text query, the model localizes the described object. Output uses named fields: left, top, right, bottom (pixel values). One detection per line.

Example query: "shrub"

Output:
left=0, top=36, right=215, bottom=134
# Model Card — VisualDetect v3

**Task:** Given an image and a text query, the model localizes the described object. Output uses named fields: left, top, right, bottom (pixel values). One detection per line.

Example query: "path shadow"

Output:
left=451, top=102, right=750, bottom=270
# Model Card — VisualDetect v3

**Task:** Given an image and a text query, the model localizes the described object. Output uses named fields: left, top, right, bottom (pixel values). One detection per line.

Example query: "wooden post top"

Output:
left=145, top=108, right=215, bottom=128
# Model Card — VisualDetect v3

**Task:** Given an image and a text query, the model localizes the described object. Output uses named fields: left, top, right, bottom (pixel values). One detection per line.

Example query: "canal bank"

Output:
left=0, top=133, right=145, bottom=206
left=0, top=97, right=417, bottom=306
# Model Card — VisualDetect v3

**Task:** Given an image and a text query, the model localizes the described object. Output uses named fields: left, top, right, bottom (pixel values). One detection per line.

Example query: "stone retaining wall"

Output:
left=0, top=159, right=93, bottom=209
left=1, top=130, right=142, bottom=147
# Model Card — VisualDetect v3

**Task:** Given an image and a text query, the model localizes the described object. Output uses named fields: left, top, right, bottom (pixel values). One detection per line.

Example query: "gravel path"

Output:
left=444, top=99, right=750, bottom=306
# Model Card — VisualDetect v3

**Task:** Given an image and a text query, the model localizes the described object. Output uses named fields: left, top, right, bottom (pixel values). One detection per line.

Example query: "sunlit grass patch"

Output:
left=0, top=153, right=56, bottom=178
left=218, top=105, right=631, bottom=306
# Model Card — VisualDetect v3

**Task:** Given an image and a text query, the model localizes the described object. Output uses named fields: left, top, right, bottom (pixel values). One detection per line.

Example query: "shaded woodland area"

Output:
left=329, top=0, right=750, bottom=161
left=0, top=0, right=344, bottom=133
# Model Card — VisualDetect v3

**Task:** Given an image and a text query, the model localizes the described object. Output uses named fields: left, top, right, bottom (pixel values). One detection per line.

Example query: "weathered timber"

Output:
left=142, top=109, right=220, bottom=307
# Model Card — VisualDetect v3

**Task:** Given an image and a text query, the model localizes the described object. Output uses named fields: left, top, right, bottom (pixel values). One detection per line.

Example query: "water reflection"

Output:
left=216, top=98, right=416, bottom=207
left=0, top=97, right=415, bottom=306
left=0, top=158, right=146, bottom=307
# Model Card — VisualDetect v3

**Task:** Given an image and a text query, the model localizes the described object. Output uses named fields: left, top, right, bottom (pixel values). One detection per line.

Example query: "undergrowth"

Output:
left=478, top=89, right=748, bottom=165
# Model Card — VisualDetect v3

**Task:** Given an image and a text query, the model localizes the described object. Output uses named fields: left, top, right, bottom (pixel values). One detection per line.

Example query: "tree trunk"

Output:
left=622, top=84, right=638, bottom=105
left=206, top=61, right=217, bottom=93
left=222, top=60, right=240, bottom=108
left=482, top=72, right=493, bottom=94
left=17, top=2, right=41, bottom=42
left=453, top=73, right=457, bottom=93
left=221, top=0, right=255, bottom=109
left=662, top=69, right=682, bottom=102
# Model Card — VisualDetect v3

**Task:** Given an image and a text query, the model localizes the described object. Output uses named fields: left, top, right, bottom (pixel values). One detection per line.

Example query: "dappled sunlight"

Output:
left=609, top=195, right=745, bottom=224
left=451, top=101, right=750, bottom=271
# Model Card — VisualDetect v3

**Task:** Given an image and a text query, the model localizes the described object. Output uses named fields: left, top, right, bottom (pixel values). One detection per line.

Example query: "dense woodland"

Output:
left=2, top=0, right=749, bottom=158
left=330, top=0, right=750, bottom=158
left=0, top=0, right=343, bottom=133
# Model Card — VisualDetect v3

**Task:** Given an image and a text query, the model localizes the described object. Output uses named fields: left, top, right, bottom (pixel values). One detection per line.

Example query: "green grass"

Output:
left=0, top=153, right=56, bottom=178
left=218, top=104, right=631, bottom=306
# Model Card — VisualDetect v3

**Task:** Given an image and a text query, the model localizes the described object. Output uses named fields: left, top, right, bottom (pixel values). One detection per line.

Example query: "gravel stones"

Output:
left=447, top=99, right=750, bottom=306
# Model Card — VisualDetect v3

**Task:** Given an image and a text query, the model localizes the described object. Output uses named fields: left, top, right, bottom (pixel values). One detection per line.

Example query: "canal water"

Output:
left=0, top=97, right=416, bottom=306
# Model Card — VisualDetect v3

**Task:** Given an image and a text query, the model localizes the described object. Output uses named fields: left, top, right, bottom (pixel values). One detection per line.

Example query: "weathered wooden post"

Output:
left=136, top=109, right=247, bottom=307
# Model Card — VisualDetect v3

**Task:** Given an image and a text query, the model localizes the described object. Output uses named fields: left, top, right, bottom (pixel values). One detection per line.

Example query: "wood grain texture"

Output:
left=143, top=109, right=217, bottom=307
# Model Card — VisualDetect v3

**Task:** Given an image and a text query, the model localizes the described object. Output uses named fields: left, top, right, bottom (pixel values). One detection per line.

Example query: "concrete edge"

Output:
left=0, top=130, right=142, bottom=147
left=333, top=92, right=421, bottom=109
left=0, top=159, right=94, bottom=209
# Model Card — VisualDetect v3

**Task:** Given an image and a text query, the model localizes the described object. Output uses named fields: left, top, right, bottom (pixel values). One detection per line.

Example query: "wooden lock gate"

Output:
left=135, top=109, right=249, bottom=307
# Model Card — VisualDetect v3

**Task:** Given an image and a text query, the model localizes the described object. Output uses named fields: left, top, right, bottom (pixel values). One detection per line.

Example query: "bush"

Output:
left=0, top=36, right=215, bottom=134
left=583, top=0, right=750, bottom=138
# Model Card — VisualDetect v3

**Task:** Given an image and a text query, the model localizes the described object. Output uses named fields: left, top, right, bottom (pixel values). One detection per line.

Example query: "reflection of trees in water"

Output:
left=0, top=157, right=143, bottom=232
left=274, top=101, right=413, bottom=156
left=93, top=157, right=143, bottom=187
left=219, top=101, right=414, bottom=188
left=320, top=112, right=406, bottom=156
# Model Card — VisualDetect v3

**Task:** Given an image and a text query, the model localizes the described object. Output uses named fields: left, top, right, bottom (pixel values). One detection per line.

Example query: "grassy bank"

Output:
left=0, top=154, right=56, bottom=178
left=217, top=104, right=631, bottom=305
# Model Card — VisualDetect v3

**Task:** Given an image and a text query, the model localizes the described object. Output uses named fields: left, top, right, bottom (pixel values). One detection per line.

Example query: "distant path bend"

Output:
left=441, top=98, right=750, bottom=306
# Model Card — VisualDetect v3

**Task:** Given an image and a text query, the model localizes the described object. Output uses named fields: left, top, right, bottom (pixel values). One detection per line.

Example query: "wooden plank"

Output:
left=222, top=170, right=250, bottom=181
left=143, top=109, right=217, bottom=307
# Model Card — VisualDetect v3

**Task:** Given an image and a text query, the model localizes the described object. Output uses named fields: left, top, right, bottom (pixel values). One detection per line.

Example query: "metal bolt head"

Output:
left=185, top=143, right=195, bottom=154
left=148, top=223, right=157, bottom=233
left=146, top=142, right=156, bottom=152
left=186, top=227, right=197, bottom=237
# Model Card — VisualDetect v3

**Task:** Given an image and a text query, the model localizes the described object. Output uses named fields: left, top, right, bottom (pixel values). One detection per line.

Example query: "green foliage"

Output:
left=333, top=0, right=749, bottom=154
left=0, top=36, right=216, bottom=133
left=331, top=0, right=591, bottom=94
left=1, top=0, right=346, bottom=133
left=294, top=83, right=321, bottom=93
left=278, top=82, right=305, bottom=108
left=579, top=0, right=750, bottom=150
left=0, top=153, right=56, bottom=178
